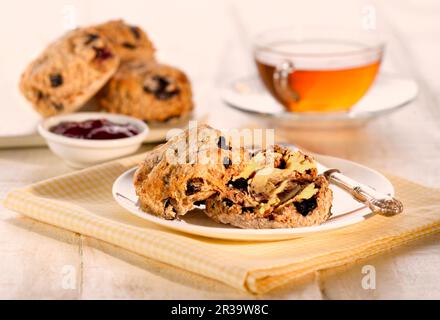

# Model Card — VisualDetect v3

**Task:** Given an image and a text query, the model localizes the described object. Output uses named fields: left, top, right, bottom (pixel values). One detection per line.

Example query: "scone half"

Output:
left=133, top=125, right=250, bottom=219
left=204, top=146, right=333, bottom=229
left=19, top=27, right=120, bottom=117
left=205, top=175, right=333, bottom=229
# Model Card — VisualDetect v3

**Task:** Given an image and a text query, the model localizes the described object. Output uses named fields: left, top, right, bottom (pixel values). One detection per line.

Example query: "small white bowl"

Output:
left=38, top=112, right=149, bottom=168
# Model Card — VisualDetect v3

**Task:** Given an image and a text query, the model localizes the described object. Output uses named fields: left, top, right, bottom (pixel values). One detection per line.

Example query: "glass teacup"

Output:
left=254, top=27, right=384, bottom=112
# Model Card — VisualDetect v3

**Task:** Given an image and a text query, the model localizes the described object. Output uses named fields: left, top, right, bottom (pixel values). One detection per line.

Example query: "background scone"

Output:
left=204, top=146, right=333, bottom=229
left=19, top=27, right=119, bottom=117
left=98, top=61, right=193, bottom=122
left=134, top=125, right=250, bottom=219
left=95, top=19, right=155, bottom=63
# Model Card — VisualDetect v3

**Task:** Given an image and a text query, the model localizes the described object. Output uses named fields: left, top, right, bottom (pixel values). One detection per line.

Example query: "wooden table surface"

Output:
left=1, top=0, right=439, bottom=299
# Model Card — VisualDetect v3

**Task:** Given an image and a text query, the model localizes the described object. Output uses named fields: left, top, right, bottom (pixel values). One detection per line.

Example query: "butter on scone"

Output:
left=205, top=176, right=332, bottom=229
left=204, top=145, right=332, bottom=228
left=19, top=27, right=120, bottom=117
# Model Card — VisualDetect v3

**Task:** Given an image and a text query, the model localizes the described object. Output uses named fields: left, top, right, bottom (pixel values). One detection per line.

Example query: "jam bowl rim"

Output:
left=38, top=112, right=149, bottom=149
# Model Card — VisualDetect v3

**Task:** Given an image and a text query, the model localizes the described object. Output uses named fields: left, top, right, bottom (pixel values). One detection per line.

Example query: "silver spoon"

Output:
left=322, top=168, right=403, bottom=217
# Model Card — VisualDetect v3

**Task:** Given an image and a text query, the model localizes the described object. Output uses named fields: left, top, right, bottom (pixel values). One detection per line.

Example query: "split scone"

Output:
left=133, top=125, right=250, bottom=219
left=204, top=145, right=333, bottom=228
left=134, top=125, right=333, bottom=227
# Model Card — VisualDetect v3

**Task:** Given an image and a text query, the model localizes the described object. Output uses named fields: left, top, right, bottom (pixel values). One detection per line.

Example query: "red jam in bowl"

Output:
left=49, top=119, right=140, bottom=140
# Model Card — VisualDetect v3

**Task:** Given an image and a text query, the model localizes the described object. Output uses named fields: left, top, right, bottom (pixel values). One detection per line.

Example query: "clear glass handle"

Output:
left=273, top=61, right=300, bottom=105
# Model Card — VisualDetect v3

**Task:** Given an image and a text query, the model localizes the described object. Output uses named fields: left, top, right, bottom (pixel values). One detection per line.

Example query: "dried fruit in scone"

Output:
left=204, top=146, right=333, bottom=229
left=133, top=125, right=250, bottom=220
left=205, top=176, right=332, bottom=229
left=218, top=145, right=318, bottom=209
left=19, top=27, right=119, bottom=117
left=97, top=61, right=193, bottom=122
left=95, top=19, right=155, bottom=63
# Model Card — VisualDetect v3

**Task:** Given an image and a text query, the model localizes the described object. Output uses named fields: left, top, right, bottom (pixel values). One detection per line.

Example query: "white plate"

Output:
left=221, top=73, right=418, bottom=129
left=112, top=153, right=394, bottom=241
left=0, top=92, right=201, bottom=148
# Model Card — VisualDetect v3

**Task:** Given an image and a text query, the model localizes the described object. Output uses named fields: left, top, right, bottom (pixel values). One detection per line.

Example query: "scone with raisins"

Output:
left=204, top=145, right=332, bottom=228
left=133, top=125, right=250, bottom=220
left=97, top=61, right=193, bottom=122
left=95, top=19, right=155, bottom=63
left=19, top=27, right=119, bottom=117
left=134, top=125, right=333, bottom=227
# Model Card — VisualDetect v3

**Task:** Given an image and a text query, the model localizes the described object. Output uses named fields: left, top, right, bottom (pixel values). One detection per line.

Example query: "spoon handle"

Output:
left=324, top=169, right=403, bottom=217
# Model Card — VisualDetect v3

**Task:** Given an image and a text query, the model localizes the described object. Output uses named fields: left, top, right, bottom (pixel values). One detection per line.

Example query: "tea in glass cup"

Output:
left=254, top=27, right=384, bottom=112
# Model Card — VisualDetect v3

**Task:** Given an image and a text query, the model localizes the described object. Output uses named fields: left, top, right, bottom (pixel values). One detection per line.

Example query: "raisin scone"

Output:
left=97, top=61, right=193, bottom=122
left=19, top=27, right=119, bottom=117
left=204, top=146, right=333, bottom=229
left=95, top=19, right=155, bottom=63
left=134, top=125, right=250, bottom=219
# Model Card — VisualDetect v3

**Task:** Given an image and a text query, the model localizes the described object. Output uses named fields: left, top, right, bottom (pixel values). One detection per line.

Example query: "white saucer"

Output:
left=112, top=153, right=394, bottom=241
left=221, top=74, right=418, bottom=129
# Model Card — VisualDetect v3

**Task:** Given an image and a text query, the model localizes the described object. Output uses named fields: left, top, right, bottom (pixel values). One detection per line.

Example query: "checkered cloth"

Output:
left=3, top=154, right=440, bottom=294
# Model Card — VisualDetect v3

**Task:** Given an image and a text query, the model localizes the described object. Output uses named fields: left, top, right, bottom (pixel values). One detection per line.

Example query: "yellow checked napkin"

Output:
left=3, top=154, right=440, bottom=294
